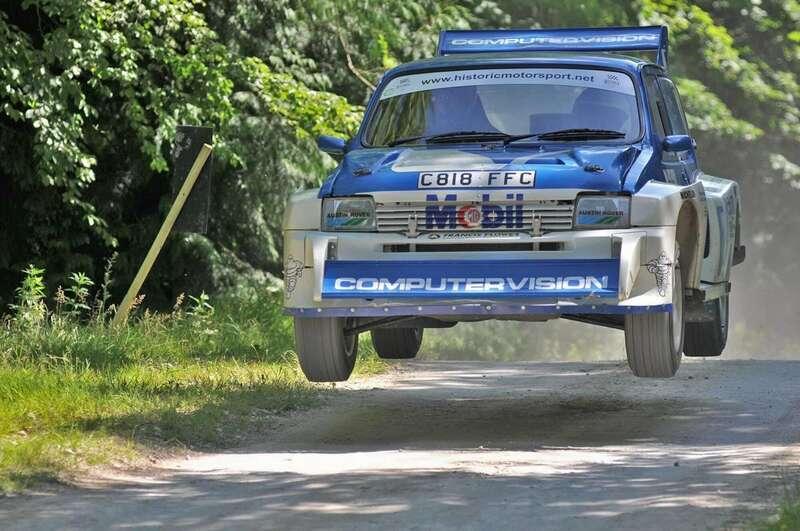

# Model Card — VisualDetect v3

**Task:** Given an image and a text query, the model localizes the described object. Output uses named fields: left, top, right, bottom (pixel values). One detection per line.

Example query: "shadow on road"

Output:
left=4, top=360, right=800, bottom=530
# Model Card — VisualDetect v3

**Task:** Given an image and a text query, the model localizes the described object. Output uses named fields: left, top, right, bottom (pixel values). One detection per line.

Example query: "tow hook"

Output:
left=406, top=213, right=420, bottom=238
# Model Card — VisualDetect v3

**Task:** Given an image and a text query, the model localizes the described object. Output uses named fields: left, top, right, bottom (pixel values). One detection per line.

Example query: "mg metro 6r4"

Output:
left=282, top=26, right=745, bottom=381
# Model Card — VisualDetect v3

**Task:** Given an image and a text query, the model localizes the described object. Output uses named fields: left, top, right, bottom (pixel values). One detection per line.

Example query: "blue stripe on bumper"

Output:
left=285, top=303, right=672, bottom=318
left=322, top=259, right=620, bottom=299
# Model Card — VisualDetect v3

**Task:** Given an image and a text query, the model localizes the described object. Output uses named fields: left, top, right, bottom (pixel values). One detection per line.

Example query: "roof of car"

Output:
left=385, top=51, right=658, bottom=78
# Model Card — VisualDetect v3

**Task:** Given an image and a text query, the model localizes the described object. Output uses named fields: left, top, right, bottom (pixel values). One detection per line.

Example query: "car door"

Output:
left=643, top=69, right=698, bottom=185
left=643, top=70, right=674, bottom=183
left=656, top=76, right=699, bottom=184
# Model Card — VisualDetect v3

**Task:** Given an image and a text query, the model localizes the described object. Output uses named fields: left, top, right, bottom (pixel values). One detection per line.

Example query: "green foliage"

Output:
left=205, top=0, right=495, bottom=101
left=639, top=0, right=799, bottom=138
left=187, top=291, right=214, bottom=319
left=756, top=485, right=800, bottom=530
left=186, top=291, right=216, bottom=336
left=769, top=153, right=800, bottom=190
left=0, top=0, right=237, bottom=248
left=496, top=0, right=636, bottom=28
left=674, top=78, right=763, bottom=140
left=9, top=265, right=47, bottom=329
left=0, top=0, right=363, bottom=305
left=92, top=252, right=117, bottom=322
left=62, top=272, right=94, bottom=318
left=238, top=57, right=362, bottom=138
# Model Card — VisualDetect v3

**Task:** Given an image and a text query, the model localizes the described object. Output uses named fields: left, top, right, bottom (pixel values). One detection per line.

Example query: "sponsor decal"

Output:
left=418, top=170, right=534, bottom=189
left=428, top=232, right=518, bottom=240
left=449, top=34, right=658, bottom=47
left=380, top=68, right=636, bottom=100
left=324, top=211, right=371, bottom=228
left=602, top=73, right=623, bottom=90
left=680, top=189, right=696, bottom=200
left=425, top=193, right=525, bottom=230
left=576, top=207, right=625, bottom=226
left=321, top=259, right=620, bottom=299
left=457, top=205, right=482, bottom=228
left=646, top=252, right=672, bottom=297
left=284, top=256, right=304, bottom=296
left=333, top=276, right=608, bottom=293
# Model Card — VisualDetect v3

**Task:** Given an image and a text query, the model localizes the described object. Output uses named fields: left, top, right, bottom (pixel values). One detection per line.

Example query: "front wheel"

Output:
left=684, top=294, right=729, bottom=357
left=294, top=317, right=358, bottom=382
left=624, top=262, right=684, bottom=378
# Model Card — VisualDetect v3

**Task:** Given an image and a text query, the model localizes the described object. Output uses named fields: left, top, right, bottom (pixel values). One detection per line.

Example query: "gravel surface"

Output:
left=3, top=359, right=800, bottom=530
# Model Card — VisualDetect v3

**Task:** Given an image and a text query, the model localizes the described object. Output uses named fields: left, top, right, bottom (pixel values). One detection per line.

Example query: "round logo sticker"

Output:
left=457, top=205, right=481, bottom=228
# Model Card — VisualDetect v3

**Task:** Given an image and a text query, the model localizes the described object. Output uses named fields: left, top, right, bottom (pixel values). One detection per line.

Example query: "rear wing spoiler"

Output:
left=436, top=26, right=669, bottom=68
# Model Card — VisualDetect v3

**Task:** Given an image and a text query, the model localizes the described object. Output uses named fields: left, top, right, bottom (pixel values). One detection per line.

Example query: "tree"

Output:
left=0, top=0, right=358, bottom=304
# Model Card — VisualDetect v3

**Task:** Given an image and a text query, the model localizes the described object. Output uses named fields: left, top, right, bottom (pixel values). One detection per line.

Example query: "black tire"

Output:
left=684, top=294, right=729, bottom=357
left=371, top=327, right=423, bottom=359
left=624, top=262, right=684, bottom=378
left=293, top=317, right=358, bottom=382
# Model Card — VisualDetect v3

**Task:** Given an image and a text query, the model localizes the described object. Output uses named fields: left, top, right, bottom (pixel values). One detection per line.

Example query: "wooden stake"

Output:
left=112, top=143, right=213, bottom=326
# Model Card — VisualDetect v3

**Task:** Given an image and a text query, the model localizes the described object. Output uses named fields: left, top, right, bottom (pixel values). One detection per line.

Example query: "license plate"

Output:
left=418, top=170, right=535, bottom=189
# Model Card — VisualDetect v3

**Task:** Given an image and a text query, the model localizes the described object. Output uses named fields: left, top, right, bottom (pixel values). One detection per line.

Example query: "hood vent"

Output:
left=521, top=157, right=565, bottom=165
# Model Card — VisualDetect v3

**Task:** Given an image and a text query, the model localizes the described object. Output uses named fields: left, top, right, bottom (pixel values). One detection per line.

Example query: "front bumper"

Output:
left=283, top=227, right=676, bottom=318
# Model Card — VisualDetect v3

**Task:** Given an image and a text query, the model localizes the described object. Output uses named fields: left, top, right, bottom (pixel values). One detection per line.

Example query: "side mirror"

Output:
left=663, top=134, right=693, bottom=152
left=317, top=135, right=347, bottom=156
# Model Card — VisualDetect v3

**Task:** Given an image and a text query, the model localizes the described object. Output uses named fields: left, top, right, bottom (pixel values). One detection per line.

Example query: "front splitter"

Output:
left=285, top=301, right=672, bottom=318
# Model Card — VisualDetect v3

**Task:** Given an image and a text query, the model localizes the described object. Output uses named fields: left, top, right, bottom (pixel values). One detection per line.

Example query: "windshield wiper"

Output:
left=386, top=130, right=508, bottom=147
left=387, top=135, right=426, bottom=147
left=504, top=128, right=626, bottom=145
left=425, top=130, right=509, bottom=143
left=388, top=129, right=623, bottom=148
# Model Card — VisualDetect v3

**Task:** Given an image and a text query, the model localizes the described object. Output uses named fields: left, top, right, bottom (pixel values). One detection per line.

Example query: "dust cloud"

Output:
left=422, top=252, right=798, bottom=362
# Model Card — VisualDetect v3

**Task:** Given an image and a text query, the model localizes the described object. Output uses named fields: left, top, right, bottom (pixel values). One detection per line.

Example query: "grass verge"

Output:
left=0, top=293, right=385, bottom=493
left=755, top=488, right=800, bottom=531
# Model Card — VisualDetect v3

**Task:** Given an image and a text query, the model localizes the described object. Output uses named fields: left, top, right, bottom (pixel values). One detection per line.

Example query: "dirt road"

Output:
left=3, top=360, right=800, bottom=530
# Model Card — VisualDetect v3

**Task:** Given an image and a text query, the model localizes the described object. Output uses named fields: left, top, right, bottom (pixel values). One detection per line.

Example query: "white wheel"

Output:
left=294, top=317, right=358, bottom=382
left=624, top=261, right=684, bottom=378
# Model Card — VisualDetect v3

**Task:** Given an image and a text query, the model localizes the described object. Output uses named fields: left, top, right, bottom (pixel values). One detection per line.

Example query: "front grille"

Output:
left=375, top=200, right=574, bottom=233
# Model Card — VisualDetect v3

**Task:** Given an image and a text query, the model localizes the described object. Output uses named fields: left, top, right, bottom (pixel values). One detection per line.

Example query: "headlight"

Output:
left=574, top=194, right=630, bottom=229
left=322, top=197, right=376, bottom=231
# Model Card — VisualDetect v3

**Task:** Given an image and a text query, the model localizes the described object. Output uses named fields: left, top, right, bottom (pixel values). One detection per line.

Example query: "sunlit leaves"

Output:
left=675, top=78, right=763, bottom=140
left=240, top=58, right=361, bottom=139
left=0, top=0, right=362, bottom=263
left=639, top=0, right=799, bottom=137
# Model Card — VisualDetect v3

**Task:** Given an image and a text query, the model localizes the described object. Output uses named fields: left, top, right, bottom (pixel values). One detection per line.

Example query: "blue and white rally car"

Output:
left=283, top=26, right=745, bottom=381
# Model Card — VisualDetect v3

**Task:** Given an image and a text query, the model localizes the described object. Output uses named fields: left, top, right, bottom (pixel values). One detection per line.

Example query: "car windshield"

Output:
left=364, top=67, right=641, bottom=146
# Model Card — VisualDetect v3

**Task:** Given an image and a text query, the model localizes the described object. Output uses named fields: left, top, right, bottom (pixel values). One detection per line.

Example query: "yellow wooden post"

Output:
left=112, top=143, right=213, bottom=326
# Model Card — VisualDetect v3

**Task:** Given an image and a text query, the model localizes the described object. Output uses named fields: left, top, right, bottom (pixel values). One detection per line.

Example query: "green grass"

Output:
left=0, top=294, right=385, bottom=492
left=755, top=488, right=800, bottom=531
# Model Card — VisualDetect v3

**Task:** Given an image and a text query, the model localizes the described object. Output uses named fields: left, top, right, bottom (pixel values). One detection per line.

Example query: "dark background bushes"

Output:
left=1, top=0, right=798, bottom=348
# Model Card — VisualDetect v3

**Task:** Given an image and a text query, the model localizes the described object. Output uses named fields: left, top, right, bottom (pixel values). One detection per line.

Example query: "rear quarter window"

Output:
left=657, top=77, right=690, bottom=135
